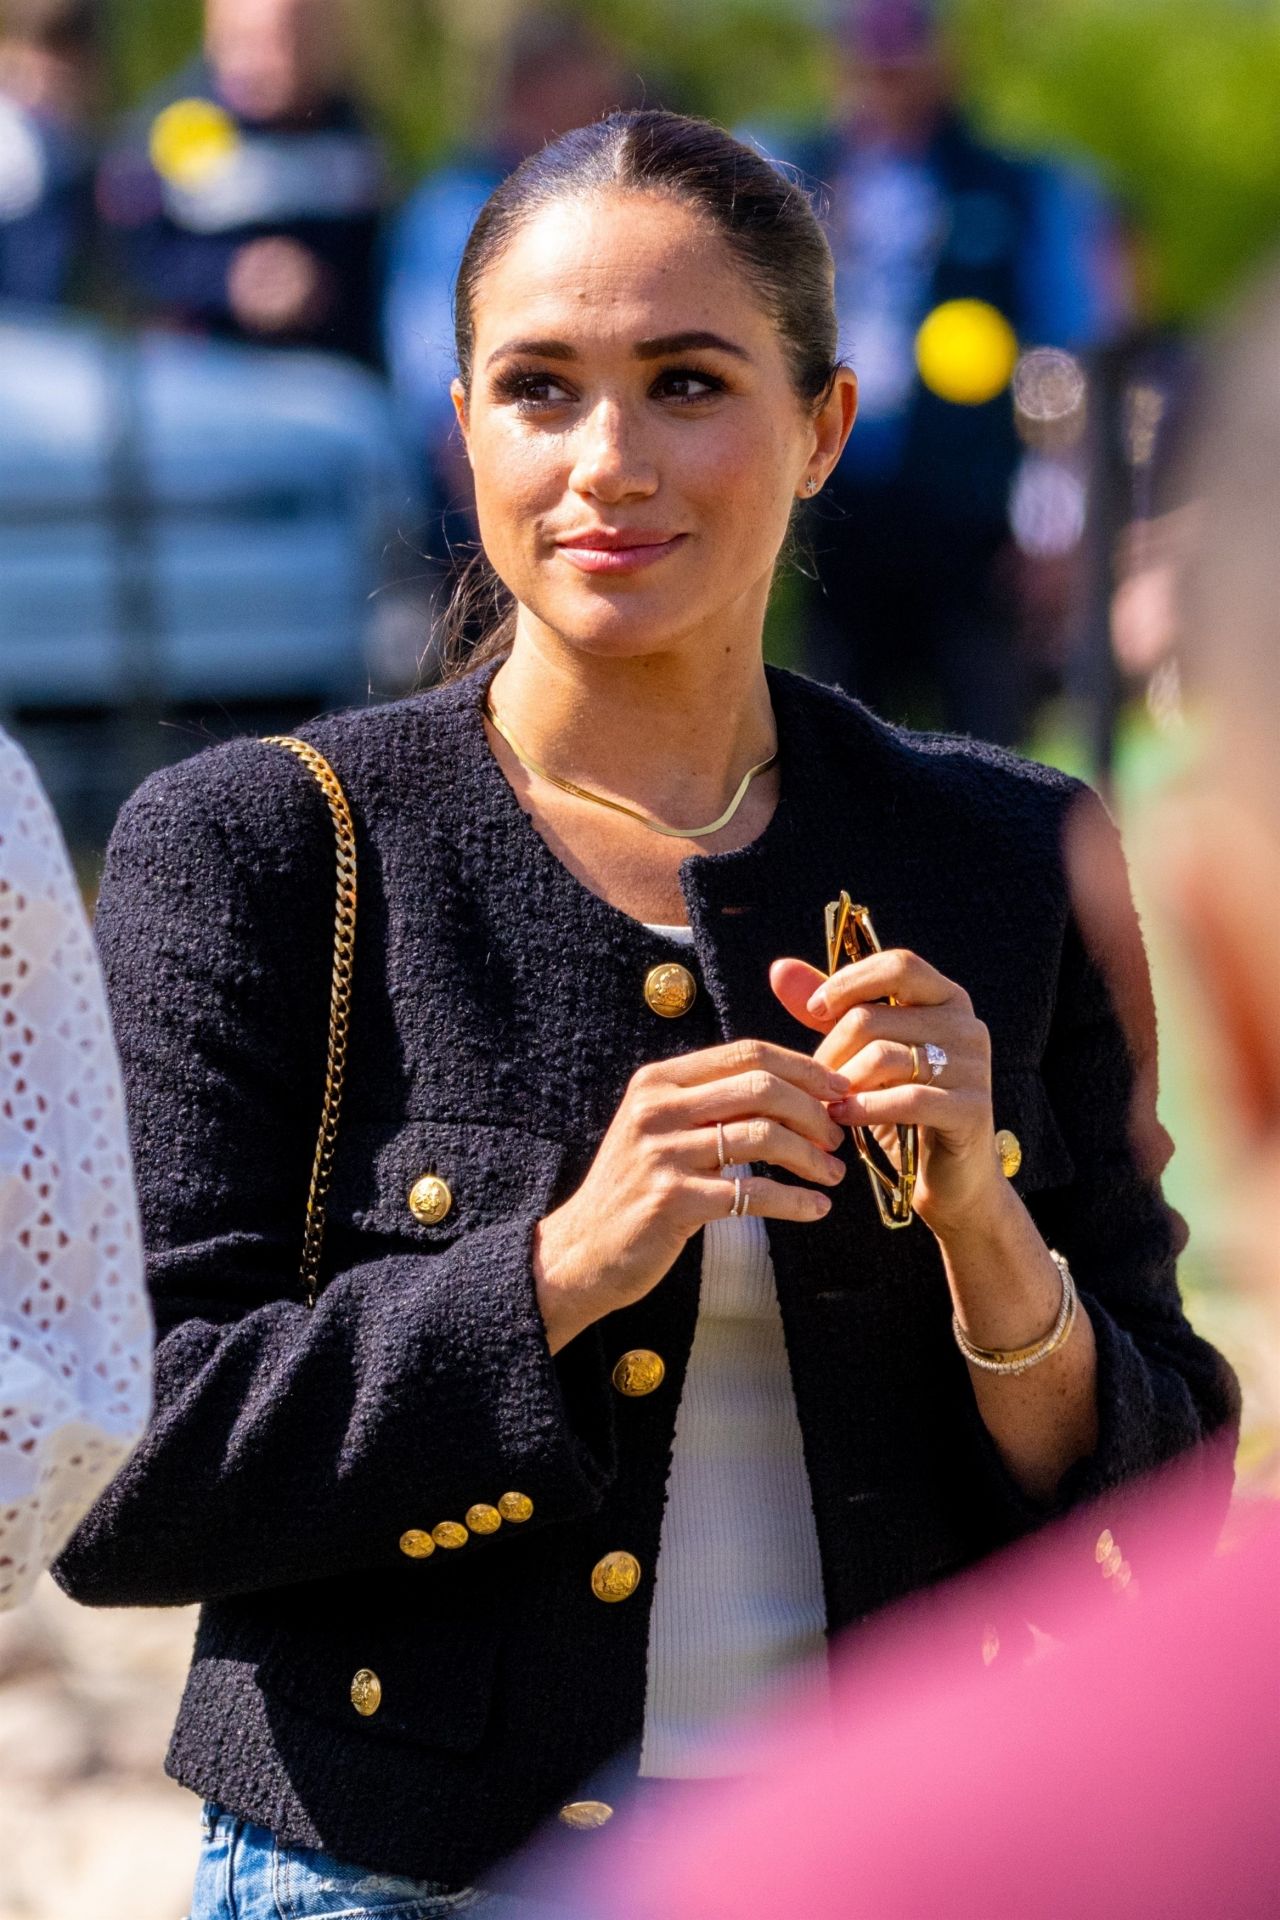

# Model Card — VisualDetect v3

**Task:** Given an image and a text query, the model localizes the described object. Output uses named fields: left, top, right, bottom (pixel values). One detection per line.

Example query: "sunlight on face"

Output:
left=453, top=191, right=836, bottom=664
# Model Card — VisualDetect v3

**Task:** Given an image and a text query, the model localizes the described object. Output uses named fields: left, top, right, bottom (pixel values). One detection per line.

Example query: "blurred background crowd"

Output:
left=0, top=5, right=1278, bottom=1913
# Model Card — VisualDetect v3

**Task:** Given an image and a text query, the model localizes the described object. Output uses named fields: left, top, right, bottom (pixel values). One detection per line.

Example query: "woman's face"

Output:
left=453, top=190, right=853, bottom=663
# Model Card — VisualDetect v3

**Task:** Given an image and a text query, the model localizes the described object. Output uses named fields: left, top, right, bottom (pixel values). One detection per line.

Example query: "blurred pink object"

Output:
left=582, top=1471, right=1277, bottom=1920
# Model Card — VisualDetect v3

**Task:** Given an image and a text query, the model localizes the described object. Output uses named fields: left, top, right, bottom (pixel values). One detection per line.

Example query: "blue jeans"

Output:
left=189, top=1804, right=586, bottom=1920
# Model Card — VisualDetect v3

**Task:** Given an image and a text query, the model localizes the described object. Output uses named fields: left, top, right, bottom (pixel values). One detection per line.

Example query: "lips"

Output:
left=556, top=528, right=681, bottom=550
left=553, top=528, right=687, bottom=575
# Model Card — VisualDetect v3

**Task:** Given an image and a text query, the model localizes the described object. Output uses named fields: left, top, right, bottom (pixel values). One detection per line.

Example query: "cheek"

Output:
left=680, top=415, right=798, bottom=553
left=469, top=422, right=564, bottom=572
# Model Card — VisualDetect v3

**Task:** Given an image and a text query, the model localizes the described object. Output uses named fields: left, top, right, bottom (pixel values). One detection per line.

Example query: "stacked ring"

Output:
left=729, top=1176, right=750, bottom=1218
left=716, top=1121, right=728, bottom=1171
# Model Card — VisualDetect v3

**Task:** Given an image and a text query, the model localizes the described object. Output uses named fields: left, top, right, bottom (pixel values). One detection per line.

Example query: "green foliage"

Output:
left=951, top=0, right=1280, bottom=320
left=103, top=0, right=1280, bottom=320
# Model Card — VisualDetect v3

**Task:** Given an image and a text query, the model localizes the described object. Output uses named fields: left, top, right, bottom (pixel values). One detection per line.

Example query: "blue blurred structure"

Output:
left=0, top=305, right=421, bottom=832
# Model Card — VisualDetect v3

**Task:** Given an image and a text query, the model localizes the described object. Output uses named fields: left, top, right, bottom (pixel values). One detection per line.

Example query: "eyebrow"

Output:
left=485, top=330, right=752, bottom=370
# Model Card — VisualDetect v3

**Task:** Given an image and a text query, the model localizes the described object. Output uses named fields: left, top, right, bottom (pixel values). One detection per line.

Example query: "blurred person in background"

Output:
left=777, top=0, right=1127, bottom=744
left=0, top=0, right=97, bottom=305
left=0, top=726, right=151, bottom=1611
left=384, top=8, right=632, bottom=577
left=96, top=0, right=385, bottom=362
left=576, top=270, right=1280, bottom=1920
left=55, top=109, right=1232, bottom=1918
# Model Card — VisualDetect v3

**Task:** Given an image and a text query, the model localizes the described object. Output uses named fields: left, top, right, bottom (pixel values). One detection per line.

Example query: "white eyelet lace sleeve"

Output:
left=0, top=729, right=151, bottom=1609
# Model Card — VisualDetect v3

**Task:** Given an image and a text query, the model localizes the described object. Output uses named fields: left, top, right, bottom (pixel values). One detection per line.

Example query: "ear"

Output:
left=807, top=367, right=858, bottom=490
left=450, top=377, right=471, bottom=458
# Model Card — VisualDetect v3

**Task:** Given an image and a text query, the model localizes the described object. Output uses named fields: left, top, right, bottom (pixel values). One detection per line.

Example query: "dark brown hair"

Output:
left=438, top=108, right=840, bottom=678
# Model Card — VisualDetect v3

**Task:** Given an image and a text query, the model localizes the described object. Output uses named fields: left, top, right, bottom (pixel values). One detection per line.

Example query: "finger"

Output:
left=769, top=957, right=832, bottom=1034
left=651, top=1039, right=850, bottom=1104
left=686, top=1173, right=834, bottom=1227
left=679, top=1072, right=846, bottom=1151
left=828, top=1037, right=984, bottom=1098
left=690, top=1120, right=846, bottom=1188
left=820, top=1038, right=920, bottom=1096
left=831, top=1084, right=986, bottom=1135
left=813, top=1001, right=978, bottom=1074
left=805, top=949, right=971, bottom=1020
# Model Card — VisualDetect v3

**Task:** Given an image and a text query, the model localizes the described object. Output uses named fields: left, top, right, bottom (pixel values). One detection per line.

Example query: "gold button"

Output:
left=408, top=1174, right=453, bottom=1226
left=465, top=1503, right=502, bottom=1536
left=432, top=1521, right=469, bottom=1550
left=612, top=1349, right=666, bottom=1397
left=591, top=1550, right=642, bottom=1603
left=644, top=962, right=697, bottom=1019
left=995, top=1129, right=1022, bottom=1179
left=558, top=1800, right=615, bottom=1830
left=350, top=1668, right=382, bottom=1716
left=1094, top=1529, right=1115, bottom=1565
left=398, top=1528, right=435, bottom=1559
left=498, top=1491, right=534, bottom=1523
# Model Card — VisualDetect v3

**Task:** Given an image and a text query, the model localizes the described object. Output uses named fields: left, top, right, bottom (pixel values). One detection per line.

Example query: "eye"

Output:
left=652, top=366, right=728, bottom=403
left=491, top=369, right=576, bottom=411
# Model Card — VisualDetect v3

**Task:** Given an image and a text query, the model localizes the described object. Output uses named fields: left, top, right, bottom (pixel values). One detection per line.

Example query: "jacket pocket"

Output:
left=326, top=1118, right=567, bottom=1251
left=256, top=1607, right=500, bottom=1756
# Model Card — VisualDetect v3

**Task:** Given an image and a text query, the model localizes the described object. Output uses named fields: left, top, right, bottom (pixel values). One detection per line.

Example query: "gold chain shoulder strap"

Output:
left=263, top=736, right=357, bottom=1307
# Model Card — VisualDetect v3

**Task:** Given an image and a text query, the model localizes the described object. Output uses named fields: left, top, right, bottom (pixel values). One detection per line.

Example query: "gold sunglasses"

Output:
left=824, top=892, right=917, bottom=1229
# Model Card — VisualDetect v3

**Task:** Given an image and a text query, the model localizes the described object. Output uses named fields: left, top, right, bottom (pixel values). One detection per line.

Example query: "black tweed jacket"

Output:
left=56, top=660, right=1236, bottom=1886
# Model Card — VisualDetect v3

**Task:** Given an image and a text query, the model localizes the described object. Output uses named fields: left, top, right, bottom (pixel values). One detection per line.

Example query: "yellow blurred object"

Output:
left=915, top=299, right=1019, bottom=407
left=149, top=99, right=240, bottom=190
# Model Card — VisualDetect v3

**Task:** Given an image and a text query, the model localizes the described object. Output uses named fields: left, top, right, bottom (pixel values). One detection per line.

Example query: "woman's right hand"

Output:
left=533, top=1041, right=851, bottom=1353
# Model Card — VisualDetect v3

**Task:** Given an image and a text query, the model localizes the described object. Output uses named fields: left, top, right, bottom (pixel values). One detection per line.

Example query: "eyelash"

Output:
left=492, top=367, right=729, bottom=412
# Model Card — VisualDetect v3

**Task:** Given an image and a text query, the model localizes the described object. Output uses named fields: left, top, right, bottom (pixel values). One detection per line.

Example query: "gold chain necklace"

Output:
left=483, top=696, right=778, bottom=841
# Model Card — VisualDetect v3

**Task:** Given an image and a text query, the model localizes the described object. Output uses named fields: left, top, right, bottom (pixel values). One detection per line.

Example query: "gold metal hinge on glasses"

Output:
left=825, top=892, right=917, bottom=1229
left=263, top=736, right=358, bottom=1306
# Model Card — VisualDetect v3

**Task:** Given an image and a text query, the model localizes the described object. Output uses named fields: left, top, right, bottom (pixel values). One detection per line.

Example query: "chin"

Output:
left=530, top=585, right=705, bottom=661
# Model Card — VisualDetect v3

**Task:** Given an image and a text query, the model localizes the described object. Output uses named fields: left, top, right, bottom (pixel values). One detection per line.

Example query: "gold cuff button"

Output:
left=995, top=1129, right=1023, bottom=1179
left=612, top=1349, right=666, bottom=1397
left=558, top=1801, right=615, bottom=1830
left=398, top=1528, right=435, bottom=1559
left=591, top=1550, right=642, bottom=1603
left=408, top=1174, right=453, bottom=1226
left=465, top=1503, right=502, bottom=1536
left=644, top=962, right=697, bottom=1019
left=350, top=1668, right=382, bottom=1716
left=498, top=1491, right=534, bottom=1523
left=432, top=1521, right=469, bottom=1550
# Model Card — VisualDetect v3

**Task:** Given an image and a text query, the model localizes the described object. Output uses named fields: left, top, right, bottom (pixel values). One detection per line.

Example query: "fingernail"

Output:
left=807, top=988, right=829, bottom=1016
left=812, top=1193, right=833, bottom=1215
left=823, top=1156, right=846, bottom=1183
left=825, top=1073, right=850, bottom=1097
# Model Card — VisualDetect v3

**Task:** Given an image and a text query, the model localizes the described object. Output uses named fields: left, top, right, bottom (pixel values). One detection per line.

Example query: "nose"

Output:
left=567, top=398, right=658, bottom=505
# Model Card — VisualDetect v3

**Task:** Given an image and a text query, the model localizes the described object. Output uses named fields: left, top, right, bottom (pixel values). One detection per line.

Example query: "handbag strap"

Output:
left=263, top=735, right=357, bottom=1307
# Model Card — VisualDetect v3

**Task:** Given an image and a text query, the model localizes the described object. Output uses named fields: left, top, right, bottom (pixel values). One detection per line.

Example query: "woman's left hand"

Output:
left=770, top=950, right=1005, bottom=1241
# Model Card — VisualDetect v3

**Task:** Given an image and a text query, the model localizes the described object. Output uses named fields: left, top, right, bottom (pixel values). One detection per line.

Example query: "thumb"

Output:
left=769, top=957, right=833, bottom=1034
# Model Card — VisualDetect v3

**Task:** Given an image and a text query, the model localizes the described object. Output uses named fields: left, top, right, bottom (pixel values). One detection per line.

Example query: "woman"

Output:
left=57, top=112, right=1235, bottom=1916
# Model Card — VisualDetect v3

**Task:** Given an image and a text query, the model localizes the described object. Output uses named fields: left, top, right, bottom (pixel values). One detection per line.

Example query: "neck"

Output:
left=488, top=609, right=778, bottom=829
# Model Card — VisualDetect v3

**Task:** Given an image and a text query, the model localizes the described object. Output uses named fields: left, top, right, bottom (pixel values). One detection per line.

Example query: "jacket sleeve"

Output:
left=971, top=786, right=1240, bottom=1534
left=54, top=747, right=614, bottom=1609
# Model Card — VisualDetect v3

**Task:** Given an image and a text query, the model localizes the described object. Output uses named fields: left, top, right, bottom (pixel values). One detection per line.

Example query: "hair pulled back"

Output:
left=439, top=108, right=840, bottom=677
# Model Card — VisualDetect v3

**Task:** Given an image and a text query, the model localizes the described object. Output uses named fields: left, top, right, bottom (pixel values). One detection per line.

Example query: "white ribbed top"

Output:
left=637, top=924, right=828, bottom=1778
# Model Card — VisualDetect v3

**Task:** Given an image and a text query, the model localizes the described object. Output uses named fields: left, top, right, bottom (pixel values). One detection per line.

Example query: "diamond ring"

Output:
left=924, top=1043, right=948, bottom=1084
